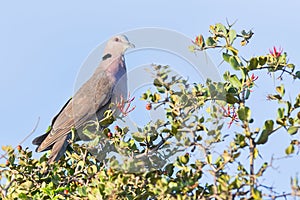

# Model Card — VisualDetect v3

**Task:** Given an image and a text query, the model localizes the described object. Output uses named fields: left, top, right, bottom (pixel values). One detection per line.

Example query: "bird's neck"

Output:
left=94, top=54, right=125, bottom=77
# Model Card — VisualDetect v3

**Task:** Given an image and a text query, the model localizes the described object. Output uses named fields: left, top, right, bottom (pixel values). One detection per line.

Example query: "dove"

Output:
left=32, top=35, right=134, bottom=163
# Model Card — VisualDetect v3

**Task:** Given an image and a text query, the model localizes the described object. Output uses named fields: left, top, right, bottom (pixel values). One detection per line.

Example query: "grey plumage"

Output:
left=32, top=35, right=134, bottom=163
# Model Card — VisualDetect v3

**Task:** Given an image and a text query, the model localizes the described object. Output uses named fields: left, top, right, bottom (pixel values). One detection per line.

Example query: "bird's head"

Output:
left=104, top=35, right=135, bottom=56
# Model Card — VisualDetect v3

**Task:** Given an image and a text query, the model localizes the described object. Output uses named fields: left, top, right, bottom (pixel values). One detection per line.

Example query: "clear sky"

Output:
left=1, top=0, right=300, bottom=194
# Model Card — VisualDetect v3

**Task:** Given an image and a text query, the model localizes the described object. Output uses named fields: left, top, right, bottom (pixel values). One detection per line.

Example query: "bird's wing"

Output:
left=47, top=133, right=72, bottom=163
left=36, top=70, right=116, bottom=152
left=35, top=99, right=74, bottom=152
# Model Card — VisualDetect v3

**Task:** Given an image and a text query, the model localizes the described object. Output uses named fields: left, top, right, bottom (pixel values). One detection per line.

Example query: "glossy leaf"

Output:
left=248, top=57, right=258, bottom=70
left=256, top=130, right=269, bottom=145
left=223, top=53, right=231, bottom=63
left=229, top=56, right=241, bottom=70
left=276, top=84, right=285, bottom=96
left=228, top=29, right=237, bottom=44
left=258, top=56, right=267, bottom=66
left=285, top=144, right=295, bottom=155
left=288, top=126, right=298, bottom=135
left=206, top=37, right=217, bottom=46
left=229, top=74, right=242, bottom=89
left=237, top=106, right=251, bottom=122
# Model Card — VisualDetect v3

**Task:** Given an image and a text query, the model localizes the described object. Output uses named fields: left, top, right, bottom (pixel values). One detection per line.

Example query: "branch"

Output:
left=0, top=117, right=39, bottom=161
left=134, top=133, right=172, bottom=159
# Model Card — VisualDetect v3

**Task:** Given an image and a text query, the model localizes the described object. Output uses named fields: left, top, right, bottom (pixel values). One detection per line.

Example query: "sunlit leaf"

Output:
left=288, top=126, right=298, bottom=135
left=229, top=56, right=241, bottom=70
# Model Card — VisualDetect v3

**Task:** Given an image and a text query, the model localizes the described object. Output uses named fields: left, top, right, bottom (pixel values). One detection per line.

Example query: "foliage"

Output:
left=1, top=22, right=300, bottom=199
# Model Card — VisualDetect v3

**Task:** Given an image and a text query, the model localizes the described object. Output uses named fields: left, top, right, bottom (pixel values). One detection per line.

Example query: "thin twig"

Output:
left=0, top=117, right=40, bottom=161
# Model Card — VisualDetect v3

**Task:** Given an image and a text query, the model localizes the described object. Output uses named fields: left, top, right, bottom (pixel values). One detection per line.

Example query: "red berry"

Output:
left=107, top=132, right=113, bottom=138
left=107, top=167, right=114, bottom=176
left=114, top=125, right=119, bottom=131
left=5, top=160, right=10, bottom=166
left=17, top=145, right=22, bottom=151
left=146, top=103, right=152, bottom=110
left=64, top=189, right=69, bottom=195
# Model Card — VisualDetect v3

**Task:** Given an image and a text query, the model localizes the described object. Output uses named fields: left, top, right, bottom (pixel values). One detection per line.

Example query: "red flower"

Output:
left=245, top=73, right=258, bottom=88
left=250, top=73, right=258, bottom=81
left=116, top=94, right=136, bottom=116
left=194, top=35, right=204, bottom=47
left=221, top=105, right=238, bottom=128
left=269, top=46, right=283, bottom=58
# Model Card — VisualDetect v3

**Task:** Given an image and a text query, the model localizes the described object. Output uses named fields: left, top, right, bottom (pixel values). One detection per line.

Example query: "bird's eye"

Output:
left=114, top=38, right=119, bottom=42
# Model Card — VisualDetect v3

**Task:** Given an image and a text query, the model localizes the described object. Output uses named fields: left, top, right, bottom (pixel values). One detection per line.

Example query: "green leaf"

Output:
left=248, top=57, right=258, bottom=70
left=258, top=56, right=267, bottom=66
left=168, top=181, right=178, bottom=190
left=45, top=125, right=52, bottom=133
left=240, top=67, right=248, bottom=80
left=264, top=120, right=274, bottom=130
left=276, top=118, right=286, bottom=126
left=215, top=23, right=227, bottom=34
left=294, top=94, right=300, bottom=108
left=223, top=53, right=231, bottom=63
left=223, top=71, right=230, bottom=81
left=287, top=63, right=295, bottom=70
left=256, top=130, right=269, bottom=145
left=237, top=106, right=251, bottom=122
left=153, top=78, right=163, bottom=87
left=253, top=147, right=259, bottom=159
left=229, top=56, right=241, bottom=70
left=20, top=180, right=33, bottom=189
left=295, top=71, right=300, bottom=79
left=188, top=45, right=196, bottom=52
left=277, top=108, right=285, bottom=118
left=206, top=37, right=216, bottom=46
left=229, top=74, right=242, bottom=89
left=87, top=165, right=98, bottom=174
left=226, top=93, right=239, bottom=104
left=276, top=84, right=285, bottom=96
left=152, top=93, right=161, bottom=103
left=288, top=126, right=298, bottom=135
left=256, top=120, right=274, bottom=145
left=228, top=87, right=238, bottom=94
left=285, top=144, right=295, bottom=155
left=245, top=89, right=251, bottom=99
left=164, top=164, right=174, bottom=176
left=132, top=132, right=145, bottom=142
left=228, top=29, right=237, bottom=44
left=240, top=39, right=247, bottom=46
left=141, top=93, right=148, bottom=100
left=78, top=186, right=88, bottom=196
left=179, top=154, right=189, bottom=165
left=252, top=188, right=262, bottom=200
left=206, top=154, right=212, bottom=164
left=18, top=193, right=28, bottom=199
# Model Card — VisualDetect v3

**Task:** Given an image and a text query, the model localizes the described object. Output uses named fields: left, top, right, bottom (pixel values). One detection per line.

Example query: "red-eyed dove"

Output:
left=32, top=35, right=134, bottom=163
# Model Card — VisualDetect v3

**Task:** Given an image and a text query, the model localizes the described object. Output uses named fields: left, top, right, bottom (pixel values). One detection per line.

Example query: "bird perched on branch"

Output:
left=32, top=35, right=134, bottom=163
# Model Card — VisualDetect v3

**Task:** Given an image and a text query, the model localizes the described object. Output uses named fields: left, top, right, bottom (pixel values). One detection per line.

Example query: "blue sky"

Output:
left=1, top=0, right=300, bottom=194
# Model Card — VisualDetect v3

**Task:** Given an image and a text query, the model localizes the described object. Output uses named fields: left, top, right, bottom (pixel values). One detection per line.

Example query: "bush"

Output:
left=1, top=22, right=300, bottom=199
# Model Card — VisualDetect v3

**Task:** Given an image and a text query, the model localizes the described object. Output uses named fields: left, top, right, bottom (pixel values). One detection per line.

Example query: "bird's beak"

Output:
left=127, top=42, right=135, bottom=49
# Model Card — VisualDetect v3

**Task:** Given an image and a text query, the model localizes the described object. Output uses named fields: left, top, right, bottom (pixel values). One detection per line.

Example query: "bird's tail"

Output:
left=47, top=133, right=72, bottom=163
left=32, top=128, right=52, bottom=152
left=32, top=132, right=48, bottom=146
